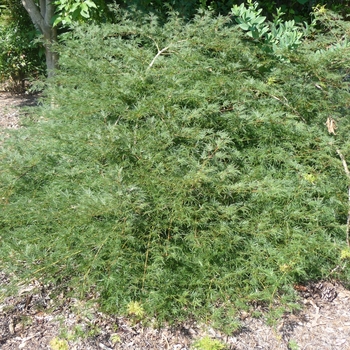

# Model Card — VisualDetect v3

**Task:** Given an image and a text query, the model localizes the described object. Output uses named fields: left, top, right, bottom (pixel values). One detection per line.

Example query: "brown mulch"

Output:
left=0, top=91, right=38, bottom=129
left=1, top=91, right=350, bottom=350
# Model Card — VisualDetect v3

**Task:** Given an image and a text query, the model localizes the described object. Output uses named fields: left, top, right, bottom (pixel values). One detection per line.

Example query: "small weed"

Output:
left=49, top=337, right=69, bottom=350
left=127, top=301, right=145, bottom=323
left=288, top=339, right=299, bottom=350
left=211, top=305, right=241, bottom=334
left=251, top=310, right=263, bottom=318
left=340, top=248, right=350, bottom=261
left=64, top=322, right=101, bottom=341
left=18, top=315, right=33, bottom=328
left=71, top=324, right=86, bottom=340
left=192, top=336, right=226, bottom=350
left=110, top=333, right=121, bottom=345
left=127, top=301, right=145, bottom=318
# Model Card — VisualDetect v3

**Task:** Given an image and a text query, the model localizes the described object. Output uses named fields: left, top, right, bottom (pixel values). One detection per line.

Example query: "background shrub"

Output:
left=0, top=1, right=45, bottom=91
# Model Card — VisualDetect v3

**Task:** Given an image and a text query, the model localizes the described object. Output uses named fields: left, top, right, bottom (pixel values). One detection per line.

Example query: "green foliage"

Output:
left=231, top=1, right=269, bottom=39
left=311, top=5, right=350, bottom=52
left=114, top=0, right=349, bottom=22
left=192, top=336, right=226, bottom=350
left=0, top=23, right=44, bottom=89
left=257, top=1, right=349, bottom=23
left=53, top=0, right=113, bottom=27
left=0, top=0, right=45, bottom=89
left=231, top=1, right=306, bottom=56
left=53, top=0, right=97, bottom=26
left=1, top=9, right=350, bottom=328
left=0, top=2, right=8, bottom=20
left=49, top=337, right=69, bottom=350
left=288, top=339, right=299, bottom=350
left=340, top=248, right=350, bottom=261
left=118, top=0, right=204, bottom=19
left=126, top=300, right=146, bottom=324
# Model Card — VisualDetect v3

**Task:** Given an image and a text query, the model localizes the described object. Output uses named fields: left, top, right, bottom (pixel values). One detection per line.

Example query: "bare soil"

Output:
left=1, top=91, right=350, bottom=350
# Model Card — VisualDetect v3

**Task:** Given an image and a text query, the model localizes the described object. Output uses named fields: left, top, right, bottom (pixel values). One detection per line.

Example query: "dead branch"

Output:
left=147, top=40, right=187, bottom=71
left=336, top=149, right=350, bottom=247
left=147, top=45, right=171, bottom=70
left=271, top=94, right=306, bottom=123
left=337, top=149, right=350, bottom=180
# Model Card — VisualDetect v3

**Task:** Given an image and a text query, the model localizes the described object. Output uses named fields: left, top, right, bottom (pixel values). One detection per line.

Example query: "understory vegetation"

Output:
left=0, top=1, right=45, bottom=90
left=1, top=5, right=350, bottom=330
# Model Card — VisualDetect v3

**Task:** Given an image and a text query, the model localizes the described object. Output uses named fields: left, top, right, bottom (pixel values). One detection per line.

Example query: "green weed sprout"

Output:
left=288, top=339, right=299, bottom=350
left=192, top=336, right=226, bottom=350
left=49, top=337, right=69, bottom=350
left=127, top=301, right=145, bottom=320
left=340, top=248, right=350, bottom=261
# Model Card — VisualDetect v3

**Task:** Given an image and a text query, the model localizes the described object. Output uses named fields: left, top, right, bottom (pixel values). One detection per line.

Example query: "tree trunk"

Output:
left=44, top=46, right=58, bottom=78
left=21, top=0, right=58, bottom=77
left=43, top=26, right=58, bottom=78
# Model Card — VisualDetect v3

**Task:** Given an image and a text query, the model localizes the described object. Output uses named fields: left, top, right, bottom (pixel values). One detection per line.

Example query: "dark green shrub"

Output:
left=116, top=0, right=350, bottom=22
left=1, top=9, right=350, bottom=326
left=0, top=23, right=44, bottom=91
left=0, top=1, right=45, bottom=91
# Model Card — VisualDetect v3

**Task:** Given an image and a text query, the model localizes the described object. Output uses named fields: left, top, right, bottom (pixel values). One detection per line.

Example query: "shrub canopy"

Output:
left=1, top=9, right=350, bottom=326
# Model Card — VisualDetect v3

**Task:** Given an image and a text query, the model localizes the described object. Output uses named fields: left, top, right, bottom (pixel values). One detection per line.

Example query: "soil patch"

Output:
left=0, top=91, right=39, bottom=129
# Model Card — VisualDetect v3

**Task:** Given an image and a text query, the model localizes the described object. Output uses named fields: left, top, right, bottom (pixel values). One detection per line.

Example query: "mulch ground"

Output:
left=1, top=91, right=350, bottom=350
left=0, top=91, right=38, bottom=129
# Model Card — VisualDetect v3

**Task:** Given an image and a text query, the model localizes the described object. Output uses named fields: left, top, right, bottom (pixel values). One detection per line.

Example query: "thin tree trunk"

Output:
left=43, top=26, right=58, bottom=78
left=21, top=0, right=58, bottom=77
left=45, top=47, right=58, bottom=78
